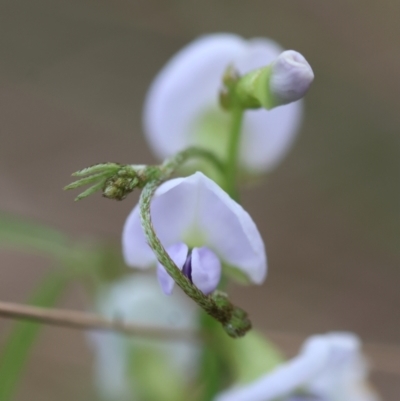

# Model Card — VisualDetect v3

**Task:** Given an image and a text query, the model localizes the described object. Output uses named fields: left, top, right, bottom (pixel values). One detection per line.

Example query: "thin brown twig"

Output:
left=0, top=301, right=200, bottom=343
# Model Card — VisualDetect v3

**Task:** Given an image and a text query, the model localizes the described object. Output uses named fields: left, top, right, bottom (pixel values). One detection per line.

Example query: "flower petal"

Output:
left=122, top=177, right=199, bottom=268
left=157, top=242, right=189, bottom=295
left=215, top=335, right=331, bottom=401
left=308, top=332, right=380, bottom=401
left=190, top=172, right=267, bottom=283
left=215, top=332, right=380, bottom=401
left=191, top=247, right=221, bottom=294
left=241, top=101, right=303, bottom=172
left=144, top=34, right=246, bottom=160
left=143, top=34, right=302, bottom=173
left=89, top=274, right=199, bottom=400
left=123, top=172, right=266, bottom=283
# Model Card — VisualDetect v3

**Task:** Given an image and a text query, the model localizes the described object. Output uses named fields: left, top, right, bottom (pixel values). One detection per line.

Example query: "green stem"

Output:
left=161, top=147, right=225, bottom=178
left=225, top=107, right=244, bottom=200
left=139, top=181, right=251, bottom=338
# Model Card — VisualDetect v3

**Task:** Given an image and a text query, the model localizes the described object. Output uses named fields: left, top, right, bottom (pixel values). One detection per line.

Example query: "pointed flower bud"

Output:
left=144, top=34, right=305, bottom=173
left=123, top=172, right=266, bottom=293
left=215, top=332, right=380, bottom=401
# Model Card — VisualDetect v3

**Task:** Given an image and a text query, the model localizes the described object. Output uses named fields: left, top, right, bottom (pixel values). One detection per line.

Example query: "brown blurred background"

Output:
left=0, top=0, right=399, bottom=399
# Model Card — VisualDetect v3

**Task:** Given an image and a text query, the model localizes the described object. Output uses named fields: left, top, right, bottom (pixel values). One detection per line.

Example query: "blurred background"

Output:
left=0, top=0, right=399, bottom=399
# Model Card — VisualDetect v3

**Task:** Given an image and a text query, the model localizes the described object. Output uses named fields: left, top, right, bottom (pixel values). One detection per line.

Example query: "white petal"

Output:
left=215, top=332, right=380, bottom=401
left=144, top=34, right=246, bottom=160
left=89, top=274, right=200, bottom=399
left=191, top=247, right=221, bottom=294
left=308, top=332, right=380, bottom=401
left=241, top=101, right=303, bottom=172
left=190, top=172, right=267, bottom=283
left=215, top=335, right=331, bottom=401
left=144, top=34, right=302, bottom=173
left=122, top=176, right=198, bottom=268
left=89, top=331, right=130, bottom=400
left=157, top=242, right=189, bottom=295
left=123, top=172, right=266, bottom=284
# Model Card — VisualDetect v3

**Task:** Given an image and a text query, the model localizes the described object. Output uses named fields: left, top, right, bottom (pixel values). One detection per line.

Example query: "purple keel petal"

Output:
left=191, top=247, right=221, bottom=295
left=157, top=243, right=189, bottom=295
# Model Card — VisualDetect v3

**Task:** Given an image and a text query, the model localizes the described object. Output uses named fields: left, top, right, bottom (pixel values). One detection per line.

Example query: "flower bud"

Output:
left=235, top=50, right=314, bottom=110
left=269, top=50, right=314, bottom=106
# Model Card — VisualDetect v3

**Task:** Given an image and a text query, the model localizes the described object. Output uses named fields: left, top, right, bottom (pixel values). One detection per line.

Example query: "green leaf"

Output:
left=0, top=214, right=69, bottom=258
left=221, top=330, right=285, bottom=384
left=0, top=271, right=69, bottom=401
left=129, top=347, right=186, bottom=401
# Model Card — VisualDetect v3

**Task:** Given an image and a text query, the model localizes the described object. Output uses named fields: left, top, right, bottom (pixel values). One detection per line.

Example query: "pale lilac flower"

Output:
left=123, top=172, right=266, bottom=294
left=215, top=332, right=380, bottom=401
left=88, top=274, right=199, bottom=401
left=144, top=34, right=307, bottom=173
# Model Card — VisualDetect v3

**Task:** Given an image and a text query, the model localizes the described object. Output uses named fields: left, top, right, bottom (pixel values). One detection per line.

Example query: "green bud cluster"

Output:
left=65, top=163, right=162, bottom=201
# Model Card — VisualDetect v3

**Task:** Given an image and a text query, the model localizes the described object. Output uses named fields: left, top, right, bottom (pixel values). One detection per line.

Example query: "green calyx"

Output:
left=64, top=163, right=162, bottom=201
left=220, top=65, right=276, bottom=111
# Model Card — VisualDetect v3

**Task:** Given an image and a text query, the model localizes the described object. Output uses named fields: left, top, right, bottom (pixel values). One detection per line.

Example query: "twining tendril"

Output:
left=139, top=179, right=251, bottom=338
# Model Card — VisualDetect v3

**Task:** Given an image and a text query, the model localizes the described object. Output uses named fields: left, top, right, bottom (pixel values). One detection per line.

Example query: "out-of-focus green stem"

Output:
left=225, top=107, right=244, bottom=200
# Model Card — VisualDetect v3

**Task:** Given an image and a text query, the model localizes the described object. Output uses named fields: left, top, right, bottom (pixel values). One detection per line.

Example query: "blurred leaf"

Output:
left=198, top=313, right=226, bottom=401
left=0, top=271, right=69, bottom=401
left=0, top=213, right=69, bottom=258
left=200, top=312, right=284, bottom=393
left=226, top=330, right=284, bottom=384
left=130, top=347, right=186, bottom=401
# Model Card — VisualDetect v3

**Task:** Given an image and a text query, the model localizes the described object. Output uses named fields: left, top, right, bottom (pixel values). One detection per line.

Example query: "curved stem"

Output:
left=161, top=147, right=225, bottom=179
left=225, top=107, right=244, bottom=200
left=139, top=181, right=251, bottom=338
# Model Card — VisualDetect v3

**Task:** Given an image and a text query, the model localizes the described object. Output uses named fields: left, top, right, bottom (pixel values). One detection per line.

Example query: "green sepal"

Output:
left=234, top=66, right=274, bottom=110
left=74, top=180, right=105, bottom=201
left=64, top=171, right=111, bottom=190
left=71, top=163, right=120, bottom=177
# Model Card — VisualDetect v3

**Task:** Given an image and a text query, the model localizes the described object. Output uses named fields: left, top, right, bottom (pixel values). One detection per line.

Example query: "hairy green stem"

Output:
left=225, top=107, right=244, bottom=200
left=139, top=180, right=251, bottom=338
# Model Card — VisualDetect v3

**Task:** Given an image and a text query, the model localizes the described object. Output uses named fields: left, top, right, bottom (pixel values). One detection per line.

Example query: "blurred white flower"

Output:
left=143, top=33, right=305, bottom=173
left=123, top=172, right=267, bottom=294
left=88, top=274, right=199, bottom=401
left=215, top=332, right=380, bottom=401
